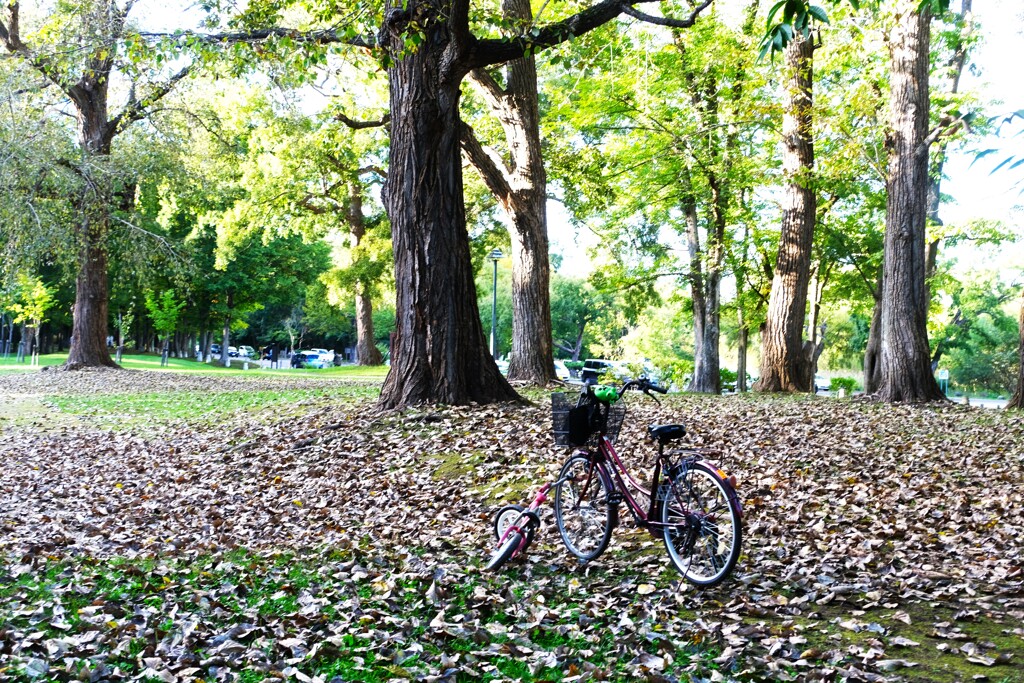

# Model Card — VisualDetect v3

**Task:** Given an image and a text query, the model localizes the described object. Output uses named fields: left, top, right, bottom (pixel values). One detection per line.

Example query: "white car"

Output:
left=310, top=348, right=335, bottom=364
left=554, top=360, right=571, bottom=381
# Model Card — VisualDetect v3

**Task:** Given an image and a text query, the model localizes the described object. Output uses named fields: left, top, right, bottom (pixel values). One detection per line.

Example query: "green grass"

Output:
left=0, top=548, right=717, bottom=683
left=0, top=352, right=390, bottom=380
left=46, top=385, right=376, bottom=424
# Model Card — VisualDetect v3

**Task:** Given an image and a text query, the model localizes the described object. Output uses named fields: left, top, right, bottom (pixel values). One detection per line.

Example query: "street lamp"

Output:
left=488, top=248, right=503, bottom=360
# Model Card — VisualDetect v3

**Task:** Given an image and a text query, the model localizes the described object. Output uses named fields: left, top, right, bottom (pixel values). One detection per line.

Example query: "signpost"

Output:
left=937, top=368, right=949, bottom=395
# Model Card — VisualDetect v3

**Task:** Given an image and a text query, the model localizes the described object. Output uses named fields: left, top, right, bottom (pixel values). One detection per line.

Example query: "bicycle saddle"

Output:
left=648, top=424, right=686, bottom=444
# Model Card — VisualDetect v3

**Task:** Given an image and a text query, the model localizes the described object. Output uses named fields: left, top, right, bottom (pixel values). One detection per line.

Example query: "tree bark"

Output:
left=876, top=0, right=945, bottom=403
left=737, top=322, right=749, bottom=393
left=378, top=1, right=519, bottom=407
left=755, top=34, right=816, bottom=393
left=354, top=287, right=381, bottom=365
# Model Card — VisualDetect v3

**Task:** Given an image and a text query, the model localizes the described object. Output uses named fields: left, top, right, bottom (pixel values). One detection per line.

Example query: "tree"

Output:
left=11, top=273, right=55, bottom=364
left=1, top=0, right=190, bottom=369
left=182, top=0, right=712, bottom=407
left=235, top=101, right=392, bottom=366
left=460, top=0, right=554, bottom=385
left=145, top=289, right=186, bottom=366
left=550, top=275, right=618, bottom=362
left=755, top=31, right=818, bottom=393
left=545, top=9, right=764, bottom=395
left=874, top=0, right=946, bottom=402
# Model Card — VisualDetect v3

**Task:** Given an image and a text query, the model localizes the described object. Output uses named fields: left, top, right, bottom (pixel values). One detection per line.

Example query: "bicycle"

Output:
left=551, top=378, right=743, bottom=587
left=484, top=478, right=557, bottom=571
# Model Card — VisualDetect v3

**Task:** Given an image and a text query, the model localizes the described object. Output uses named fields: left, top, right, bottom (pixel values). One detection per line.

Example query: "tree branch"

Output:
left=335, top=112, right=390, bottom=129
left=111, top=65, right=193, bottom=136
left=112, top=216, right=183, bottom=262
left=920, top=114, right=966, bottom=155
left=357, top=165, right=388, bottom=180
left=470, top=0, right=711, bottom=69
left=618, top=0, right=713, bottom=28
left=139, top=27, right=376, bottom=50
left=459, top=121, right=512, bottom=206
left=467, top=68, right=507, bottom=105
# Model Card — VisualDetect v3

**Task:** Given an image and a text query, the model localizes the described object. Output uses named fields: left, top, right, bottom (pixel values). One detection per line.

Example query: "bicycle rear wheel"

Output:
left=659, top=462, right=741, bottom=587
left=554, top=454, right=613, bottom=562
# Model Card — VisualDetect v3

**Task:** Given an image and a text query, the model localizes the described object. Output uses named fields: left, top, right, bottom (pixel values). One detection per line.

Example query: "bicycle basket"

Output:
left=551, top=392, right=627, bottom=446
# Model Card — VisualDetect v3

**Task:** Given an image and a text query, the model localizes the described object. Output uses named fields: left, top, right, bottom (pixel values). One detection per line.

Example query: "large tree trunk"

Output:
left=755, top=34, right=816, bottom=394
left=65, top=105, right=116, bottom=369
left=378, top=5, right=519, bottom=408
left=461, top=0, right=554, bottom=385
left=876, top=1, right=945, bottom=403
left=1008, top=291, right=1024, bottom=410
left=347, top=180, right=384, bottom=366
left=506, top=208, right=553, bottom=383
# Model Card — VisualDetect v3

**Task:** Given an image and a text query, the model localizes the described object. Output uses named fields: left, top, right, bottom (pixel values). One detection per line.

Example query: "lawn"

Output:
left=0, top=352, right=390, bottom=380
left=0, top=369, right=1021, bottom=682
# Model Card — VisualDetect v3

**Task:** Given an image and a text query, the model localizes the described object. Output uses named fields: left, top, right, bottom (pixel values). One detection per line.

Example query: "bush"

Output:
left=830, top=377, right=858, bottom=393
left=565, top=360, right=585, bottom=371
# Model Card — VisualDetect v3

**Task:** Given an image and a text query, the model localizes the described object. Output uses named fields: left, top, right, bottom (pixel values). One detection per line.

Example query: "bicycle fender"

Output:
left=697, top=459, right=744, bottom=517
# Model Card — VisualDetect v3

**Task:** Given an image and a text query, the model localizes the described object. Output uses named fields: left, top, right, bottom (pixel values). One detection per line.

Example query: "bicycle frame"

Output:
left=575, top=436, right=741, bottom=534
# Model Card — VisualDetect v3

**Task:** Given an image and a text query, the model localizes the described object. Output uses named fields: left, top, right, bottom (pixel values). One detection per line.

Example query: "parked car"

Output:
left=237, top=345, right=256, bottom=358
left=228, top=346, right=239, bottom=357
left=210, top=343, right=221, bottom=356
left=554, top=360, right=571, bottom=381
left=292, top=351, right=328, bottom=369
left=581, top=359, right=630, bottom=385
left=310, top=348, right=335, bottom=364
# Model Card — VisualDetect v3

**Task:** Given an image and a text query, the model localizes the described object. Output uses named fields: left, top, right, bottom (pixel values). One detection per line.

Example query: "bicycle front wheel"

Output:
left=554, top=454, right=613, bottom=562
left=484, top=531, right=524, bottom=571
left=660, top=462, right=741, bottom=587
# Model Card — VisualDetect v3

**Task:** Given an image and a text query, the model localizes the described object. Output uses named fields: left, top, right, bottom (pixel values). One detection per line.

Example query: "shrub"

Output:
left=830, top=377, right=858, bottom=393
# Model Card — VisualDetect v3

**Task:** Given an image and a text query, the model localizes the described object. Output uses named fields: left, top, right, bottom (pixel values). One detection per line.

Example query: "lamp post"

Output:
left=488, top=248, right=503, bottom=360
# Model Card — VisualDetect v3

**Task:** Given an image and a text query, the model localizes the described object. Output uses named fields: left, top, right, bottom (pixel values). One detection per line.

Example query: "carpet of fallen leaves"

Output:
left=1, top=368, right=1022, bottom=683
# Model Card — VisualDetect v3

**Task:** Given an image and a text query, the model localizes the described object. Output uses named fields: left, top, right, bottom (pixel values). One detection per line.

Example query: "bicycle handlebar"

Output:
left=618, top=376, right=668, bottom=397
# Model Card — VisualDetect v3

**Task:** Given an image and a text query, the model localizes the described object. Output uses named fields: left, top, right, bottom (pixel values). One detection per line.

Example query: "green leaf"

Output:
left=807, top=5, right=830, bottom=23
left=765, top=0, right=788, bottom=28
